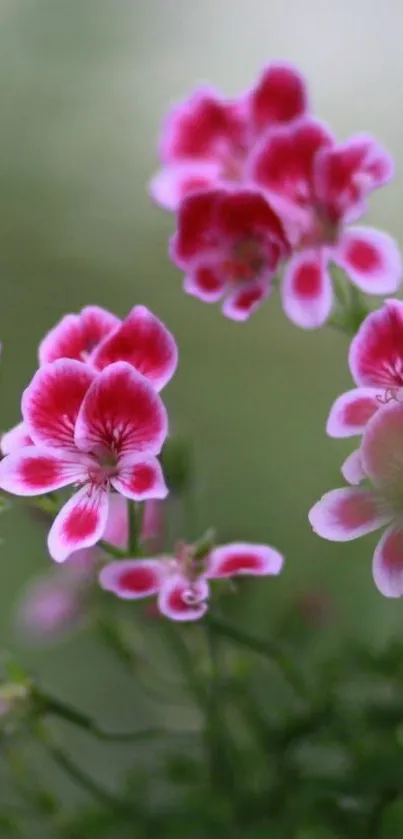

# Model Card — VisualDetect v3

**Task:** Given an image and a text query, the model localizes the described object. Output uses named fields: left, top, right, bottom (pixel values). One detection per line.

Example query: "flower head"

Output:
left=100, top=541, right=284, bottom=621
left=249, top=118, right=400, bottom=327
left=171, top=188, right=290, bottom=320
left=327, top=300, right=403, bottom=439
left=309, top=403, right=403, bottom=597
left=150, top=63, right=308, bottom=210
left=0, top=360, right=168, bottom=561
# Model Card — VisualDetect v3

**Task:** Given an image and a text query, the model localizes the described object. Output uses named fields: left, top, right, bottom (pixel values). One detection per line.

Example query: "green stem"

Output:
left=34, top=724, right=135, bottom=816
left=98, top=539, right=127, bottom=559
left=128, top=500, right=142, bottom=556
left=33, top=689, right=165, bottom=743
left=206, top=615, right=308, bottom=701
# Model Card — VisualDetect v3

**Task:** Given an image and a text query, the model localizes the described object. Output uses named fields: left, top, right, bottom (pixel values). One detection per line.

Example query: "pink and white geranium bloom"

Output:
left=150, top=63, right=308, bottom=210
left=171, top=188, right=290, bottom=320
left=39, top=304, right=178, bottom=392
left=249, top=117, right=400, bottom=328
left=0, top=360, right=169, bottom=562
left=309, top=402, right=403, bottom=597
left=100, top=541, right=284, bottom=621
left=327, top=299, right=403, bottom=439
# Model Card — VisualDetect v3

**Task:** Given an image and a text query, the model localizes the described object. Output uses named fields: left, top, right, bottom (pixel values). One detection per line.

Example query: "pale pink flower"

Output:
left=309, top=402, right=403, bottom=597
left=100, top=541, right=284, bottom=622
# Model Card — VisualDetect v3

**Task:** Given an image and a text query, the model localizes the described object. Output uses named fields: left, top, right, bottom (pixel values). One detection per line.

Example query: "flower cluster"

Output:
left=151, top=63, right=401, bottom=327
left=310, top=299, right=403, bottom=598
left=0, top=305, right=176, bottom=561
left=0, top=304, right=284, bottom=622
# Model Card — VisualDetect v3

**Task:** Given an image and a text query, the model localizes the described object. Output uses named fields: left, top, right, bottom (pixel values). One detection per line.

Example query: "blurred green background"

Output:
left=0, top=0, right=403, bottom=821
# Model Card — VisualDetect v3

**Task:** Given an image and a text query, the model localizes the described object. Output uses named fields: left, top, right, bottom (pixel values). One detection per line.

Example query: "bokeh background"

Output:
left=0, top=0, right=403, bottom=826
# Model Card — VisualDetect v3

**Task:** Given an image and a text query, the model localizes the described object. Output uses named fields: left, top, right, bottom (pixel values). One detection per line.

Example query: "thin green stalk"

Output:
left=206, top=615, right=308, bottom=701
left=33, top=689, right=165, bottom=742
left=128, top=500, right=142, bottom=556
left=98, top=539, right=127, bottom=559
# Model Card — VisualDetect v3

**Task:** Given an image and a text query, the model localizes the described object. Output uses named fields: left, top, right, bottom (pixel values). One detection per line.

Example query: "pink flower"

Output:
left=39, top=305, right=178, bottom=392
left=249, top=118, right=400, bottom=327
left=150, top=63, right=308, bottom=210
left=100, top=541, right=284, bottom=621
left=327, top=300, right=403, bottom=439
left=171, top=188, right=290, bottom=320
left=0, top=360, right=168, bottom=562
left=309, top=403, right=403, bottom=597
left=16, top=574, right=86, bottom=643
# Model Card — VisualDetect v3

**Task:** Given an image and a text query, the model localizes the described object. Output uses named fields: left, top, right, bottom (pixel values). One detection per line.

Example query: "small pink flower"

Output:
left=150, top=63, right=308, bottom=210
left=100, top=541, right=284, bottom=622
left=16, top=574, right=85, bottom=643
left=249, top=118, right=400, bottom=327
left=309, top=402, right=403, bottom=597
left=171, top=188, right=290, bottom=320
left=39, top=305, right=178, bottom=392
left=327, top=300, right=403, bottom=439
left=0, top=360, right=168, bottom=561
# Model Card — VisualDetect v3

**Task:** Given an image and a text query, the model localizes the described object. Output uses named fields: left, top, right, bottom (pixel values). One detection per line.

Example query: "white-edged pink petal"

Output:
left=39, top=307, right=119, bottom=365
left=333, top=227, right=402, bottom=294
left=341, top=449, right=366, bottom=485
left=222, top=280, right=269, bottom=322
left=158, top=575, right=209, bottom=622
left=1, top=422, right=32, bottom=454
left=74, top=362, right=168, bottom=458
left=112, top=455, right=168, bottom=501
left=361, top=402, right=403, bottom=487
left=326, top=388, right=380, bottom=438
left=99, top=559, right=164, bottom=600
left=91, top=306, right=178, bottom=392
left=348, top=299, right=403, bottom=390
left=183, top=264, right=225, bottom=303
left=281, top=249, right=333, bottom=329
left=48, top=485, right=109, bottom=563
left=308, top=487, right=391, bottom=541
left=22, top=360, right=95, bottom=450
left=372, top=525, right=403, bottom=598
left=206, top=543, right=284, bottom=578
left=149, top=162, right=222, bottom=211
left=0, top=446, right=86, bottom=496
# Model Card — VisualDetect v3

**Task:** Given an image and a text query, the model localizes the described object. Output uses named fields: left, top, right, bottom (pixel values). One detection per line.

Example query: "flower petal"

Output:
left=326, top=388, right=380, bottom=438
left=222, top=279, right=269, bottom=321
left=158, top=575, right=209, bottom=622
left=248, top=62, right=308, bottom=134
left=101, top=494, right=128, bottom=550
left=372, top=525, right=403, bottom=598
left=348, top=299, right=403, bottom=390
left=309, top=487, right=390, bottom=541
left=149, top=162, right=221, bottom=211
left=281, top=250, right=333, bottom=328
left=48, top=485, right=109, bottom=563
left=183, top=263, right=225, bottom=303
left=75, top=362, right=168, bottom=458
left=91, top=306, right=178, bottom=392
left=333, top=227, right=401, bottom=294
left=207, top=543, right=284, bottom=578
left=99, top=559, right=163, bottom=600
left=112, top=455, right=168, bottom=501
left=341, top=449, right=366, bottom=485
left=170, top=189, right=219, bottom=265
left=39, top=307, right=119, bottom=365
left=361, top=402, right=403, bottom=487
left=0, top=446, right=85, bottom=495
left=22, top=360, right=95, bottom=449
left=1, top=422, right=32, bottom=454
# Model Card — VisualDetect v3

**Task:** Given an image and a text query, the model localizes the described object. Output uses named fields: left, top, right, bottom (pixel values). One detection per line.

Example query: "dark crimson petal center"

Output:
left=119, top=567, right=158, bottom=593
left=218, top=553, right=262, bottom=575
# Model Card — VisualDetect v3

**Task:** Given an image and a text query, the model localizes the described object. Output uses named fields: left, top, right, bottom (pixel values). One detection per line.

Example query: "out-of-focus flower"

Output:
left=39, top=305, right=178, bottom=391
left=249, top=118, right=400, bottom=327
left=100, top=541, right=284, bottom=621
left=309, top=402, right=403, bottom=597
left=150, top=63, right=308, bottom=210
left=0, top=361, right=168, bottom=561
left=171, top=188, right=290, bottom=320
left=327, top=300, right=403, bottom=439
